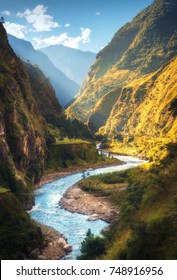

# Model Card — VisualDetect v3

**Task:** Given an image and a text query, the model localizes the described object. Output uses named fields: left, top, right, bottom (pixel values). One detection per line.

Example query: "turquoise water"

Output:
left=29, top=155, right=145, bottom=259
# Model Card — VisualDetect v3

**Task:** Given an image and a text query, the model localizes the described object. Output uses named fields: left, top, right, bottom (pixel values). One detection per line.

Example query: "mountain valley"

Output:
left=0, top=0, right=177, bottom=261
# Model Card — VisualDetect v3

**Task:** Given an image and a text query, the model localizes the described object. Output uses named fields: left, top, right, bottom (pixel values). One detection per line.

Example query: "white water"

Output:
left=29, top=153, right=145, bottom=259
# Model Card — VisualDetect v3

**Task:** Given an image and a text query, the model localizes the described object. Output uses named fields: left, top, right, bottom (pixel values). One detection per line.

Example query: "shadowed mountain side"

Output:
left=24, top=62, right=62, bottom=120
left=87, top=88, right=122, bottom=133
left=8, top=35, right=79, bottom=107
left=40, top=44, right=96, bottom=85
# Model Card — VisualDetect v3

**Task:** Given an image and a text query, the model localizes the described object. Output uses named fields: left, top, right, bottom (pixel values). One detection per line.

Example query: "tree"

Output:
left=0, top=17, right=5, bottom=24
left=77, top=229, right=106, bottom=260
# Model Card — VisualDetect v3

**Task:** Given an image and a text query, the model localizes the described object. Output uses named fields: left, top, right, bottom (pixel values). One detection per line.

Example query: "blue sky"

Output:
left=1, top=0, right=154, bottom=52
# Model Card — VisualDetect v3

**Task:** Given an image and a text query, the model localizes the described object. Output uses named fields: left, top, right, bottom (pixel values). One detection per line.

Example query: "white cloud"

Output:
left=33, top=28, right=91, bottom=49
left=17, top=5, right=59, bottom=32
left=33, top=33, right=68, bottom=47
left=95, top=12, right=101, bottom=16
left=2, top=10, right=11, bottom=16
left=80, top=28, right=91, bottom=43
left=64, top=23, right=70, bottom=28
left=4, top=22, right=26, bottom=38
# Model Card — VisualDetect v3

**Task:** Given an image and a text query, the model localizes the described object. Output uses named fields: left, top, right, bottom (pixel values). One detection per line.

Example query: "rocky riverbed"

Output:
left=59, top=184, right=119, bottom=223
left=32, top=221, right=72, bottom=260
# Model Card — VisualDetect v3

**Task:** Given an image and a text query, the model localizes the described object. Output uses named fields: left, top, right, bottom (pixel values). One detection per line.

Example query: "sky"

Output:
left=1, top=0, right=154, bottom=52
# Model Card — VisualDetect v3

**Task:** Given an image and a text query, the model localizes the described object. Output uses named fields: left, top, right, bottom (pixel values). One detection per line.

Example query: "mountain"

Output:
left=0, top=23, right=64, bottom=259
left=66, top=0, right=177, bottom=137
left=40, top=44, right=96, bottom=85
left=24, top=62, right=62, bottom=121
left=8, top=35, right=79, bottom=107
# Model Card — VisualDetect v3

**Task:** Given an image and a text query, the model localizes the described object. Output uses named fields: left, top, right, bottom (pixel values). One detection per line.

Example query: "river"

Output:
left=29, top=154, right=145, bottom=259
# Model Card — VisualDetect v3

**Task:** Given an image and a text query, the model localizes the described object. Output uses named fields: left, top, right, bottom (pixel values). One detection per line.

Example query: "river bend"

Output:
left=29, top=155, right=145, bottom=259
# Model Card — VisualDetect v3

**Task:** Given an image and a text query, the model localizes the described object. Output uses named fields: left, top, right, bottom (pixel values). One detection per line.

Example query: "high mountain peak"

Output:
left=66, top=0, right=177, bottom=127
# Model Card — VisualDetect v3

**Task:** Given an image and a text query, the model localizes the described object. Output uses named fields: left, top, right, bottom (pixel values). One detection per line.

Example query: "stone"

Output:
left=63, top=244, right=72, bottom=252
left=30, top=248, right=40, bottom=258
left=38, top=255, right=47, bottom=260
left=23, top=200, right=34, bottom=211
left=57, top=238, right=67, bottom=247
left=87, top=213, right=99, bottom=221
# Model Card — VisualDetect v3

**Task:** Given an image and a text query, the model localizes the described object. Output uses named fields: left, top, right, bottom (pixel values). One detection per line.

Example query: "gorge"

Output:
left=0, top=0, right=177, bottom=260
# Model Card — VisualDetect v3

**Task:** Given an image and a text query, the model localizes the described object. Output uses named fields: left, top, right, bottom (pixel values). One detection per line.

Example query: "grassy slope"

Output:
left=97, top=55, right=177, bottom=162
left=66, top=0, right=177, bottom=125
left=78, top=144, right=177, bottom=259
left=45, top=141, right=119, bottom=173
left=103, top=56, right=177, bottom=138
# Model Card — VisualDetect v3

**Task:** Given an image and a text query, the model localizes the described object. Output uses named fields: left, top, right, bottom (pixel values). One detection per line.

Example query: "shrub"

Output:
left=77, top=229, right=106, bottom=260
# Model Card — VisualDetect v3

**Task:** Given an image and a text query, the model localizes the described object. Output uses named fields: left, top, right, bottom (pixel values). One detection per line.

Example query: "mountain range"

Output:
left=8, top=35, right=79, bottom=107
left=66, top=0, right=177, bottom=157
left=40, top=44, right=96, bottom=86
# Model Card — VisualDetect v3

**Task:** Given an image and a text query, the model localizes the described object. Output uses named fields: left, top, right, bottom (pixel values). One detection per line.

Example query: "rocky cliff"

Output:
left=0, top=23, right=48, bottom=195
left=0, top=23, right=62, bottom=259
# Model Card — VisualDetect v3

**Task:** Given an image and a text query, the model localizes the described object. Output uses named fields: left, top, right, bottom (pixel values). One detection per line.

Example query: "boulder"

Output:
left=57, top=238, right=67, bottom=247
left=87, top=213, right=99, bottom=221
left=63, top=244, right=72, bottom=252
left=38, top=255, right=47, bottom=260
left=30, top=248, right=40, bottom=258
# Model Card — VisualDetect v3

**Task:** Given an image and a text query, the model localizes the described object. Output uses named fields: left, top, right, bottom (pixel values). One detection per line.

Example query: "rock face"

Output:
left=0, top=23, right=62, bottom=260
left=66, top=0, right=177, bottom=140
left=0, top=23, right=47, bottom=192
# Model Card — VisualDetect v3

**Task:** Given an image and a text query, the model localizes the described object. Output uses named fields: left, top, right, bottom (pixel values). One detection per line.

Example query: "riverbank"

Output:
left=59, top=184, right=119, bottom=223
left=31, top=221, right=71, bottom=260
left=35, top=159, right=124, bottom=189
left=31, top=158, right=124, bottom=259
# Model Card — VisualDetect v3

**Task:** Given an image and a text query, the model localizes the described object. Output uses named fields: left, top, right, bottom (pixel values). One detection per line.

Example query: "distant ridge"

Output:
left=40, top=44, right=96, bottom=85
left=8, top=35, right=79, bottom=107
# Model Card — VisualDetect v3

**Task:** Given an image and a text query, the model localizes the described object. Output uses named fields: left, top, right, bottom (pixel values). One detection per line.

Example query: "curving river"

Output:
left=29, top=154, right=145, bottom=259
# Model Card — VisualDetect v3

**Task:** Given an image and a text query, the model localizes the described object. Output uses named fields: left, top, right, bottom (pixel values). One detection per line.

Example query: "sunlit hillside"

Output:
left=66, top=0, right=177, bottom=134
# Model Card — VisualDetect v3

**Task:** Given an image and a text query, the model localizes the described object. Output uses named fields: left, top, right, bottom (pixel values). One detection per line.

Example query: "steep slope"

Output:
left=0, top=23, right=48, bottom=259
left=77, top=144, right=177, bottom=260
left=40, top=44, right=96, bottom=85
left=103, top=56, right=177, bottom=139
left=8, top=35, right=79, bottom=107
left=66, top=0, right=177, bottom=125
left=87, top=88, right=122, bottom=132
left=24, top=62, right=62, bottom=122
left=0, top=24, right=47, bottom=192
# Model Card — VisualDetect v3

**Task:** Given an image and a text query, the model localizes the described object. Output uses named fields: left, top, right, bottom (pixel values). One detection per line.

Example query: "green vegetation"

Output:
left=0, top=192, right=43, bottom=259
left=45, top=141, right=119, bottom=173
left=66, top=0, right=177, bottom=149
left=55, top=137, right=90, bottom=145
left=77, top=229, right=106, bottom=260
left=0, top=187, right=9, bottom=193
left=78, top=172, right=128, bottom=202
left=77, top=144, right=177, bottom=260
left=1, top=0, right=177, bottom=261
